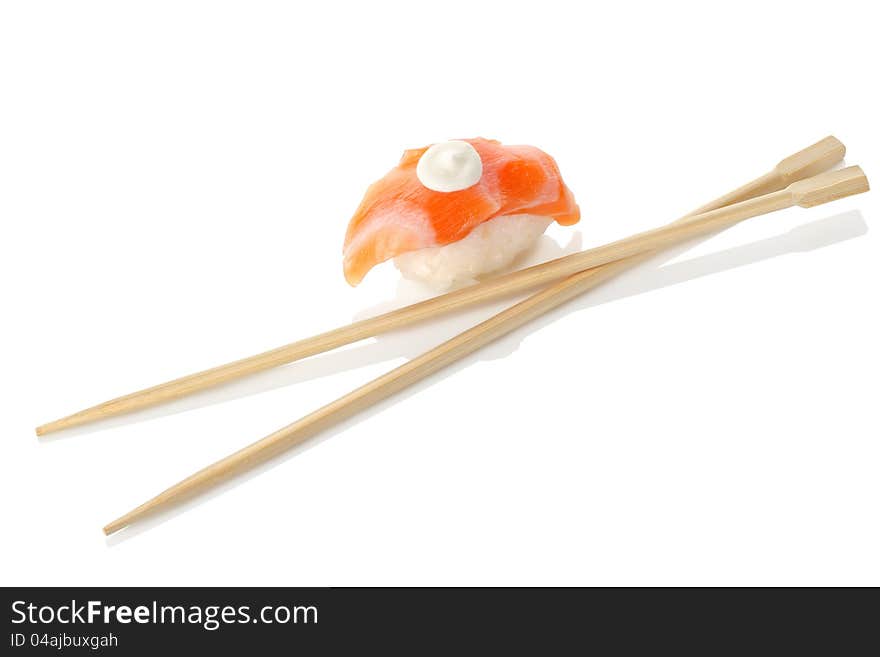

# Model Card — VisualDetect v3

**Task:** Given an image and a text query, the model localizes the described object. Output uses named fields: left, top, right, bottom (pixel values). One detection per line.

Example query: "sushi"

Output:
left=343, top=138, right=580, bottom=288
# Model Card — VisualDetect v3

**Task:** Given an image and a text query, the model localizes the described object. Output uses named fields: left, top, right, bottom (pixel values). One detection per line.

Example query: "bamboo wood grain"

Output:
left=103, top=164, right=868, bottom=534
left=39, top=137, right=847, bottom=436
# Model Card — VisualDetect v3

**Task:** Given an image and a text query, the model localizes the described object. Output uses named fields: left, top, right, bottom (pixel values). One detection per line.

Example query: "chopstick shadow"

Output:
left=479, top=208, right=870, bottom=361
left=46, top=234, right=585, bottom=441
left=104, top=209, right=867, bottom=543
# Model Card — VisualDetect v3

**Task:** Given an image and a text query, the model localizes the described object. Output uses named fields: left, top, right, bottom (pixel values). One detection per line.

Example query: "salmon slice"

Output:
left=343, top=138, right=580, bottom=285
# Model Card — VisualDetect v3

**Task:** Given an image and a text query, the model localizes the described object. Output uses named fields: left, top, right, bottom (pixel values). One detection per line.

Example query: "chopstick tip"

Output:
left=103, top=520, right=122, bottom=536
left=35, top=418, right=69, bottom=437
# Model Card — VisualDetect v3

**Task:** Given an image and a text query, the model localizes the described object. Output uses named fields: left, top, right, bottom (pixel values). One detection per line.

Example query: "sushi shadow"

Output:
left=103, top=210, right=867, bottom=542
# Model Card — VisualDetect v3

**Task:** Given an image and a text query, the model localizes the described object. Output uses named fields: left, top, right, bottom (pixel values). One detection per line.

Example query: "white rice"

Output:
left=394, top=213, right=552, bottom=290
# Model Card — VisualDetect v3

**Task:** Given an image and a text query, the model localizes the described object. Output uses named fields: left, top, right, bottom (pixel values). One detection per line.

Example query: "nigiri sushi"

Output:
left=343, top=138, right=580, bottom=288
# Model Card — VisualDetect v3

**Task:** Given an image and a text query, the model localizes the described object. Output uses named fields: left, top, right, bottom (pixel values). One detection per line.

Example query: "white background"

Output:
left=1, top=0, right=877, bottom=586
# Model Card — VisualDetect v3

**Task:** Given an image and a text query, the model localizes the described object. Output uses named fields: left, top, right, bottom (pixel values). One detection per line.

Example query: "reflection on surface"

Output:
left=101, top=210, right=867, bottom=541
left=55, top=211, right=867, bottom=444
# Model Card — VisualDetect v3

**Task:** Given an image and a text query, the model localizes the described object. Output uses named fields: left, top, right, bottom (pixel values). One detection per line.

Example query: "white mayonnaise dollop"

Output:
left=416, top=140, right=483, bottom=192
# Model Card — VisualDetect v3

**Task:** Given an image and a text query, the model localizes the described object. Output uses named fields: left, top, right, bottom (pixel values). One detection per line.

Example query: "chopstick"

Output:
left=102, top=163, right=869, bottom=534
left=38, top=137, right=846, bottom=436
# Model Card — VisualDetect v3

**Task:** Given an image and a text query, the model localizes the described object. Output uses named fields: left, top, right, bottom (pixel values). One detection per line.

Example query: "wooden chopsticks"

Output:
left=38, top=137, right=846, bottom=437
left=99, top=145, right=868, bottom=534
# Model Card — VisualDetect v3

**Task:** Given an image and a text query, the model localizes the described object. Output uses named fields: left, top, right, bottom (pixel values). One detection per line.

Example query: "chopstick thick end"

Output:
left=789, top=165, right=869, bottom=208
left=776, top=136, right=846, bottom=183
